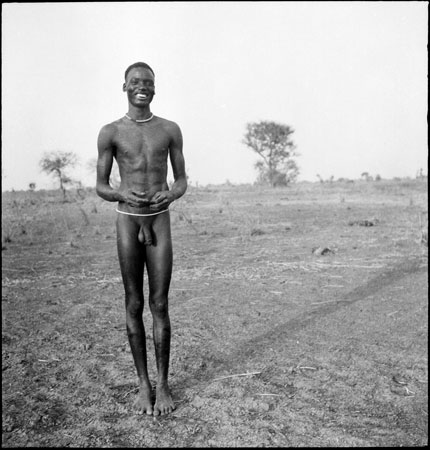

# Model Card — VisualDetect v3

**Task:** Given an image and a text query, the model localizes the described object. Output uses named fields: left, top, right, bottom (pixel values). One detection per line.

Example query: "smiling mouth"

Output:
left=136, top=94, right=148, bottom=100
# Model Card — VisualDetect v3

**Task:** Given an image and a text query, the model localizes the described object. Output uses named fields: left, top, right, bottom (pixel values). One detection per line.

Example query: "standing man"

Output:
left=96, top=62, right=187, bottom=416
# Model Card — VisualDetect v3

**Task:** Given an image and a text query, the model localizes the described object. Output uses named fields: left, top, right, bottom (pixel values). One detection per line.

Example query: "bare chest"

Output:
left=114, top=126, right=170, bottom=160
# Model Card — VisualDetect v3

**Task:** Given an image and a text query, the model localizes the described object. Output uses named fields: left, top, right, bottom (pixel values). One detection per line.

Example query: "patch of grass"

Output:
left=1, top=181, right=428, bottom=447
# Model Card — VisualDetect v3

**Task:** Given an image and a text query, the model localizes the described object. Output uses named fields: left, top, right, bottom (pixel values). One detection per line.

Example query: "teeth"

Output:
left=137, top=94, right=147, bottom=99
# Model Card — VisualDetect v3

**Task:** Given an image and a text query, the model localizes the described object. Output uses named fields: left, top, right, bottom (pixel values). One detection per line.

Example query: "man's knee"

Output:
left=149, top=293, right=169, bottom=317
left=126, top=297, right=144, bottom=319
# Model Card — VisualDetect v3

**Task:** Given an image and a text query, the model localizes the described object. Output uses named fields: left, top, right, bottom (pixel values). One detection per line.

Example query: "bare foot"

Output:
left=154, top=382, right=175, bottom=416
left=132, top=384, right=153, bottom=415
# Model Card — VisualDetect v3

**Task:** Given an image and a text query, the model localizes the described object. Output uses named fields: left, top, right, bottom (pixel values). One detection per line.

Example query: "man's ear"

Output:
left=122, top=83, right=127, bottom=92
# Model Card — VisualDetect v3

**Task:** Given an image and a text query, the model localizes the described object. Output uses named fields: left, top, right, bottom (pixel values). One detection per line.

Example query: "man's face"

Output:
left=123, top=67, right=155, bottom=107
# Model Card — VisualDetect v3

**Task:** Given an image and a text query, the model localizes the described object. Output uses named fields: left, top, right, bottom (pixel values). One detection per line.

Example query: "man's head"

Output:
left=123, top=62, right=155, bottom=107
left=124, top=62, right=155, bottom=81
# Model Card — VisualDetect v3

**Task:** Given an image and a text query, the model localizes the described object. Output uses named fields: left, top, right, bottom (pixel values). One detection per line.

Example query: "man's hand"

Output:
left=120, top=189, right=151, bottom=208
left=149, top=190, right=175, bottom=211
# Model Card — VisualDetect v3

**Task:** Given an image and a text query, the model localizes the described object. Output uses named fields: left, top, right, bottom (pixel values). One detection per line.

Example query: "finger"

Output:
left=150, top=193, right=163, bottom=203
left=154, top=194, right=169, bottom=205
left=130, top=194, right=150, bottom=205
left=131, top=190, right=147, bottom=198
left=149, top=203, right=164, bottom=211
left=136, top=198, right=151, bottom=205
left=128, top=198, right=149, bottom=207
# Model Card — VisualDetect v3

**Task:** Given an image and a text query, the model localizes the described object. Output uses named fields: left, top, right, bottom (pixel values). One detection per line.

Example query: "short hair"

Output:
left=124, top=62, right=155, bottom=80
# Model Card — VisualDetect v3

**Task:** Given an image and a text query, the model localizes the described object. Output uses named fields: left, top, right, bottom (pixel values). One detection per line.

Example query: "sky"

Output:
left=1, top=1, right=428, bottom=191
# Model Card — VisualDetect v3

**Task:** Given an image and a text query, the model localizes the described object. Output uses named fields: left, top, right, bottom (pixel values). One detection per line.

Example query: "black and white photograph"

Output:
left=2, top=1, right=427, bottom=447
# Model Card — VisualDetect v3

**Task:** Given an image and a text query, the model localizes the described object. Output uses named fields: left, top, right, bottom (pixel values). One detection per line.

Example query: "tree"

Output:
left=39, top=151, right=78, bottom=199
left=361, top=172, right=373, bottom=182
left=243, top=120, right=298, bottom=187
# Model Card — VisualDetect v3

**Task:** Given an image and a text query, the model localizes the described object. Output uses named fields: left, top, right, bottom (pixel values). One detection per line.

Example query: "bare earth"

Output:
left=2, top=179, right=428, bottom=447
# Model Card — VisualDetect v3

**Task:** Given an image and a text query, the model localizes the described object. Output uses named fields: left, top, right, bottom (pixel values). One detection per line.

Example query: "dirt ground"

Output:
left=2, top=179, right=428, bottom=447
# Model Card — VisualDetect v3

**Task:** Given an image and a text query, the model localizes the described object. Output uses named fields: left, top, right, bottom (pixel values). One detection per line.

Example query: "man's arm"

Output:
left=150, top=123, right=187, bottom=210
left=96, top=124, right=122, bottom=202
left=96, top=124, right=150, bottom=207
left=168, top=123, right=187, bottom=200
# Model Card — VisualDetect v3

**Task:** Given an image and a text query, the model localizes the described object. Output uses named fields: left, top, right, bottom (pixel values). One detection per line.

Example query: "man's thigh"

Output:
left=145, top=212, right=173, bottom=295
left=116, top=214, right=145, bottom=291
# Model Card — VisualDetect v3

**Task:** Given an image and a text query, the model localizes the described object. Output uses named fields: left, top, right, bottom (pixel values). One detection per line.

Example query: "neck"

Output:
left=127, top=106, right=152, bottom=121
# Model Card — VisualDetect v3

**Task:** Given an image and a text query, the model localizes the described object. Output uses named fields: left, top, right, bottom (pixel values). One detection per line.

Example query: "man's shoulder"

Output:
left=99, top=119, right=122, bottom=136
left=156, top=116, right=181, bottom=133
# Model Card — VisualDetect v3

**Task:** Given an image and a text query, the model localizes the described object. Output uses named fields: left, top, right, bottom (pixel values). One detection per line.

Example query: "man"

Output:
left=96, top=62, right=187, bottom=416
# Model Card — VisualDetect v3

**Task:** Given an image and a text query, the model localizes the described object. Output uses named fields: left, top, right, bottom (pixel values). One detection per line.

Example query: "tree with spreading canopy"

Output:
left=243, top=120, right=299, bottom=187
left=39, top=151, right=78, bottom=199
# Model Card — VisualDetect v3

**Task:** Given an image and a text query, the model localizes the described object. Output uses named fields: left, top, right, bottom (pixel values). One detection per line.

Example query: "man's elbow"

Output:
left=96, top=182, right=107, bottom=199
left=171, top=177, right=187, bottom=200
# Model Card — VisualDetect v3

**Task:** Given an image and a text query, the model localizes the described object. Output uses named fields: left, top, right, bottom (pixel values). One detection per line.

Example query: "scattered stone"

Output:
left=392, top=374, right=407, bottom=385
left=312, top=247, right=335, bottom=256
left=258, top=402, right=270, bottom=412
left=191, top=395, right=206, bottom=408
left=348, top=219, right=379, bottom=227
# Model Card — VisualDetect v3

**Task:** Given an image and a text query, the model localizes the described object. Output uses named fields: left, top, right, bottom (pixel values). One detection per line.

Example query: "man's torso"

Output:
left=113, top=116, right=171, bottom=214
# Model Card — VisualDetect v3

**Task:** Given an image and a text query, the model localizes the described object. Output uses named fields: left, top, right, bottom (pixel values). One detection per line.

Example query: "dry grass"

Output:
left=2, top=179, right=428, bottom=447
